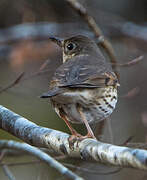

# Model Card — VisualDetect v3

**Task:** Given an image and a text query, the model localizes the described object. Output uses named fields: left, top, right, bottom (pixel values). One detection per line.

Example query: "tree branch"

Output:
left=2, top=165, right=16, bottom=180
left=0, top=140, right=83, bottom=180
left=0, top=105, right=147, bottom=171
left=0, top=72, right=25, bottom=94
left=112, top=55, right=144, bottom=67
left=0, top=160, right=121, bottom=175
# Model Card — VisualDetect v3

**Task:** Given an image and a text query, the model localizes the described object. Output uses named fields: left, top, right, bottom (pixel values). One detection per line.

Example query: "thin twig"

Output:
left=55, top=155, right=68, bottom=160
left=122, top=87, right=140, bottom=99
left=0, top=72, right=25, bottom=94
left=66, top=0, right=119, bottom=79
left=0, top=150, right=6, bottom=161
left=112, top=55, right=144, bottom=67
left=126, top=143, right=147, bottom=150
left=63, top=163, right=122, bottom=175
left=0, top=61, right=51, bottom=94
left=0, top=149, right=15, bottom=180
left=120, top=136, right=134, bottom=146
left=39, top=59, right=51, bottom=71
left=0, top=160, right=41, bottom=167
left=2, top=165, right=16, bottom=180
left=0, top=160, right=121, bottom=175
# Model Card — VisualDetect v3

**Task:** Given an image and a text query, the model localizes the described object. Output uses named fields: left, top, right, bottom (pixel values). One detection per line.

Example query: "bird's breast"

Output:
left=51, top=86, right=118, bottom=123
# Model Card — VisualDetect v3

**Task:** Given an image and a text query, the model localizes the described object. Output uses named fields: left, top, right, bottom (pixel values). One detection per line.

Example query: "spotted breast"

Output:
left=51, top=85, right=117, bottom=124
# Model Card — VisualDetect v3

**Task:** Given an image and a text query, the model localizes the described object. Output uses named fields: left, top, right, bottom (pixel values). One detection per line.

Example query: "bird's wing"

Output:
left=40, top=56, right=119, bottom=98
left=59, top=71, right=118, bottom=88
left=57, top=55, right=118, bottom=88
left=40, top=71, right=118, bottom=98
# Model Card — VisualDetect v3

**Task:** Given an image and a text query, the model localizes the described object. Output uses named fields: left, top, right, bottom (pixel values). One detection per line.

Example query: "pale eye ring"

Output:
left=66, top=43, right=76, bottom=51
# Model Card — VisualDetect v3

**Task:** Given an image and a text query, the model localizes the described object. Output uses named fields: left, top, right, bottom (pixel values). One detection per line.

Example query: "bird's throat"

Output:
left=62, top=52, right=76, bottom=63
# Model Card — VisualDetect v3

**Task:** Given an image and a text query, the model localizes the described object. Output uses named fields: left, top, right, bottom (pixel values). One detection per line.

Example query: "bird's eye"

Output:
left=66, top=43, right=76, bottom=51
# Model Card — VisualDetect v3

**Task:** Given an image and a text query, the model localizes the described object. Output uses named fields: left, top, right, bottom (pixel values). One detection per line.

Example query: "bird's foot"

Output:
left=68, top=132, right=97, bottom=149
left=77, top=132, right=97, bottom=141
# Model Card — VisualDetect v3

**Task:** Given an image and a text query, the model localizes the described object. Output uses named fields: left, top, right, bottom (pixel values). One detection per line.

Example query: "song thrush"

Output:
left=41, top=35, right=119, bottom=139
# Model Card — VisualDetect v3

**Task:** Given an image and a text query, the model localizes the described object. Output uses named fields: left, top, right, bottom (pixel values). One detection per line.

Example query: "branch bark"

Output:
left=0, top=105, right=147, bottom=171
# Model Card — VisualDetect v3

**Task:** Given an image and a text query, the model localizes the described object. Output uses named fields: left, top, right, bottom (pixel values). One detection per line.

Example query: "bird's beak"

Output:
left=49, top=36, right=63, bottom=47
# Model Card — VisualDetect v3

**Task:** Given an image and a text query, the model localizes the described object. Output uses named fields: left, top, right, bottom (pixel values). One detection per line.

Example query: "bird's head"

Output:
left=49, top=35, right=99, bottom=62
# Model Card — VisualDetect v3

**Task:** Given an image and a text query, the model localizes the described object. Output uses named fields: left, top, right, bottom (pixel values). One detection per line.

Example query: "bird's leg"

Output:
left=59, top=112, right=81, bottom=137
left=78, top=106, right=96, bottom=139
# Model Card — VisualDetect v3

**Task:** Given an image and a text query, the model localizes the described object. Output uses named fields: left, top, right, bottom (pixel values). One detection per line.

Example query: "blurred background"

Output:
left=0, top=0, right=147, bottom=179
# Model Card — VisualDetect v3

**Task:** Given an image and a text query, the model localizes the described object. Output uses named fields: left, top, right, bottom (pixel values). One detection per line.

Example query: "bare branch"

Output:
left=0, top=63, right=51, bottom=94
left=2, top=165, right=16, bottom=180
left=126, top=143, right=147, bottom=150
left=0, top=140, right=83, bottom=180
left=0, top=160, right=41, bottom=167
left=63, top=163, right=122, bottom=175
left=112, top=55, right=144, bottom=67
left=122, top=87, right=140, bottom=99
left=0, top=160, right=121, bottom=175
left=0, top=149, right=16, bottom=180
left=0, top=105, right=147, bottom=170
left=0, top=72, right=24, bottom=94
left=39, top=59, right=51, bottom=71
left=66, top=0, right=119, bottom=78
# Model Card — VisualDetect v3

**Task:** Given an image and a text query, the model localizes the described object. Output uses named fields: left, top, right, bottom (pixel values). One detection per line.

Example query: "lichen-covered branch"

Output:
left=0, top=105, right=147, bottom=170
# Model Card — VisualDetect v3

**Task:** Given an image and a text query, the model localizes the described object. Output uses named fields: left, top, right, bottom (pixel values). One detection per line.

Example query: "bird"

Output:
left=40, top=35, right=119, bottom=139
